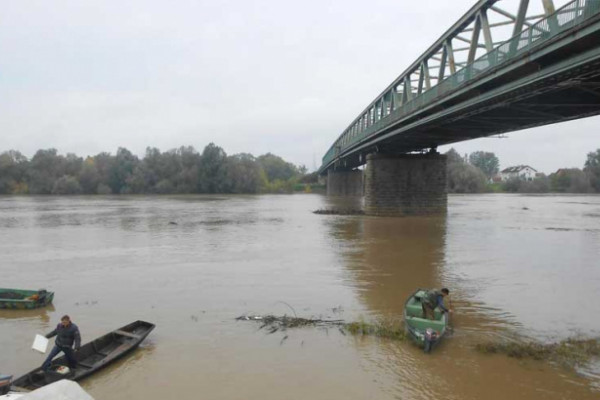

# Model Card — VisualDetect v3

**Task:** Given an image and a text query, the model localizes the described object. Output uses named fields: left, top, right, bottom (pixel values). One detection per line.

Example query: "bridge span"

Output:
left=320, top=0, right=600, bottom=216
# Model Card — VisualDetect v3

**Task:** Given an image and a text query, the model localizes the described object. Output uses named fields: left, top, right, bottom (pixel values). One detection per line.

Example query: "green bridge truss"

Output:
left=321, top=0, right=600, bottom=173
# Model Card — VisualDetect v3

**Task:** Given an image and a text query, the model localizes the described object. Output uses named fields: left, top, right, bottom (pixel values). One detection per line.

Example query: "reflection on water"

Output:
left=82, top=342, right=157, bottom=393
left=355, top=216, right=446, bottom=314
left=0, top=304, right=54, bottom=322
left=0, top=194, right=598, bottom=400
left=327, top=215, right=446, bottom=316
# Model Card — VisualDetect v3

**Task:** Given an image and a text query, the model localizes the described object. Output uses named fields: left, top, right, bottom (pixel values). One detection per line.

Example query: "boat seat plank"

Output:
left=92, top=341, right=110, bottom=356
left=77, top=361, right=95, bottom=369
left=114, top=330, right=141, bottom=339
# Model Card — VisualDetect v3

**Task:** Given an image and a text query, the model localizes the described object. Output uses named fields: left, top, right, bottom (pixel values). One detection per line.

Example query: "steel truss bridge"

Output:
left=320, top=0, right=600, bottom=173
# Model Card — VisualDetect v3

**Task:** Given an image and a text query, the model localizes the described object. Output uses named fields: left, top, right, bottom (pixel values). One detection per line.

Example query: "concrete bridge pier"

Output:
left=326, top=169, right=363, bottom=196
left=364, top=153, right=447, bottom=217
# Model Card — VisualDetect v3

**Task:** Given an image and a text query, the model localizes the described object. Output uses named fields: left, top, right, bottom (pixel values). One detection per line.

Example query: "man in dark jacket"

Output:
left=42, top=315, right=81, bottom=371
left=421, top=288, right=452, bottom=320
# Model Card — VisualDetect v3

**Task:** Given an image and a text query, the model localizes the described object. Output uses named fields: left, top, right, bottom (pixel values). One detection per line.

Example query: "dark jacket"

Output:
left=423, top=290, right=449, bottom=313
left=46, top=322, right=81, bottom=349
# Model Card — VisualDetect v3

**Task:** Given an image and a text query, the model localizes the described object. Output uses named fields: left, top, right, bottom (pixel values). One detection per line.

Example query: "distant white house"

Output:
left=500, top=165, right=537, bottom=181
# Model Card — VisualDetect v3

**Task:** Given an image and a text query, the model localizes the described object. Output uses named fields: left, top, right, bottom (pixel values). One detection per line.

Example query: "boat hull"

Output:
left=11, top=320, right=155, bottom=391
left=0, top=289, right=54, bottom=310
left=403, top=289, right=448, bottom=353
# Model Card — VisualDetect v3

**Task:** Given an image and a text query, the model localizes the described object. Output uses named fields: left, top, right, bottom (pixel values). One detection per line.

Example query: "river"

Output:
left=0, top=194, right=599, bottom=399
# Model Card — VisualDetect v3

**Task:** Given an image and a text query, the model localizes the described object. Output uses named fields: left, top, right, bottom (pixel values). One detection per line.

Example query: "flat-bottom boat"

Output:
left=404, top=289, right=448, bottom=353
left=10, top=320, right=155, bottom=391
left=0, top=289, right=54, bottom=310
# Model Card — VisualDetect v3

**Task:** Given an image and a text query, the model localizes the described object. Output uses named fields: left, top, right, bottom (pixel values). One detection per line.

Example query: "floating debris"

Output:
left=236, top=315, right=345, bottom=330
left=345, top=319, right=406, bottom=341
left=332, top=305, right=344, bottom=315
left=236, top=315, right=405, bottom=341
left=475, top=338, right=600, bottom=369
left=74, top=300, right=98, bottom=307
left=313, top=209, right=365, bottom=216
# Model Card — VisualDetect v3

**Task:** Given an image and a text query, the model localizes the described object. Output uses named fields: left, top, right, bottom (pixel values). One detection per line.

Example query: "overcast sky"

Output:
left=1, top=0, right=597, bottom=173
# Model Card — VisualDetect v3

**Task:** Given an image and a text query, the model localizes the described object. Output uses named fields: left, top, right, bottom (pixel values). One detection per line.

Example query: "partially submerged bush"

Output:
left=475, top=338, right=600, bottom=369
left=237, top=314, right=405, bottom=341
left=345, top=319, right=405, bottom=341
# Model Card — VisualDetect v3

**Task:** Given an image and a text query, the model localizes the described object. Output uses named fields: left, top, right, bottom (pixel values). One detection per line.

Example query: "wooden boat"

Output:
left=10, top=320, right=155, bottom=391
left=0, top=289, right=54, bottom=310
left=404, top=289, right=449, bottom=353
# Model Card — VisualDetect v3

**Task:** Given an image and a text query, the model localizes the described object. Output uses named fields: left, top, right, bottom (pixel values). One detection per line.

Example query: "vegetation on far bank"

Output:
left=446, top=147, right=600, bottom=194
left=3, top=144, right=599, bottom=196
left=0, top=144, right=322, bottom=195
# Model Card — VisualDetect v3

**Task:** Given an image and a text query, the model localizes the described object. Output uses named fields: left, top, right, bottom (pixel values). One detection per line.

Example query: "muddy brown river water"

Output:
left=0, top=194, right=599, bottom=399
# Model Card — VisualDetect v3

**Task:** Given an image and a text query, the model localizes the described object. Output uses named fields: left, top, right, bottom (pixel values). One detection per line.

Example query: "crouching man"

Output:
left=422, top=288, right=453, bottom=320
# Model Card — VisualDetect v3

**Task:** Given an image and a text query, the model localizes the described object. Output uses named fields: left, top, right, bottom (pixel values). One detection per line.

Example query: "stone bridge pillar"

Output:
left=326, top=169, right=363, bottom=196
left=364, top=153, right=447, bottom=216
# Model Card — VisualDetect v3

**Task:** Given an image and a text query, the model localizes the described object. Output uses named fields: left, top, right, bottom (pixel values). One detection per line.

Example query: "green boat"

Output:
left=0, top=289, right=54, bottom=310
left=404, top=289, right=449, bottom=353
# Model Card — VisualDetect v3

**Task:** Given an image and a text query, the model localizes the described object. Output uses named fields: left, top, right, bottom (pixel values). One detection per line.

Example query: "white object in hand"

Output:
left=32, top=334, right=49, bottom=354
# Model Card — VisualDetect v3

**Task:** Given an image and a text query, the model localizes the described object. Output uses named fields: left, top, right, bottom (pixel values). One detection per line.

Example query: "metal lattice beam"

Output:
left=322, top=0, right=598, bottom=170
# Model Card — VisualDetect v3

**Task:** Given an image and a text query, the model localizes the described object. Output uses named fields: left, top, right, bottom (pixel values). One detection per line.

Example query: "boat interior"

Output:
left=11, top=321, right=154, bottom=390
left=405, top=291, right=446, bottom=332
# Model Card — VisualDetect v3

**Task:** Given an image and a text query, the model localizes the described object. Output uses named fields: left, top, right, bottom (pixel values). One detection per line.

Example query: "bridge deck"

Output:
left=321, top=0, right=600, bottom=172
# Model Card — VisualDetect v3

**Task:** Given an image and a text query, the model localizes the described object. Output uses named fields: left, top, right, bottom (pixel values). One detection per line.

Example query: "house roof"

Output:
left=501, top=165, right=537, bottom=173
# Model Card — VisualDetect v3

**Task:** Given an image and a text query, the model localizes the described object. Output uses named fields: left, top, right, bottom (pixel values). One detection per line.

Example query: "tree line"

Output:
left=446, top=148, right=600, bottom=194
left=0, top=144, right=309, bottom=195
left=3, top=144, right=598, bottom=196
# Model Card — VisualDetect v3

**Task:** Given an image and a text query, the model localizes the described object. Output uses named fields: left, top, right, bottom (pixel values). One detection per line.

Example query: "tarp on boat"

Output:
left=4, top=380, right=95, bottom=400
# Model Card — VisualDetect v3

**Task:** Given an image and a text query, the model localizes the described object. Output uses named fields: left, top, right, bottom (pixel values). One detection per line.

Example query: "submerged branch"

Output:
left=236, top=315, right=345, bottom=329
left=344, top=319, right=406, bottom=341
left=236, top=315, right=405, bottom=341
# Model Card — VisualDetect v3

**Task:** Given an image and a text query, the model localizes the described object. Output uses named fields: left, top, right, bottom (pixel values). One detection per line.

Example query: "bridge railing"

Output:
left=321, top=0, right=600, bottom=171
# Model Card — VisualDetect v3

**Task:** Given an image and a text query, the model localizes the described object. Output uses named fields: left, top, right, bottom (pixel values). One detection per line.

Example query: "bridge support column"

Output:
left=364, top=153, right=447, bottom=216
left=326, top=169, right=363, bottom=196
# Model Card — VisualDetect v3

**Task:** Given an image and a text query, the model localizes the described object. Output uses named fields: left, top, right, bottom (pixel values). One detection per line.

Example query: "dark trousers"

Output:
left=42, top=345, right=77, bottom=371
left=422, top=303, right=436, bottom=320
